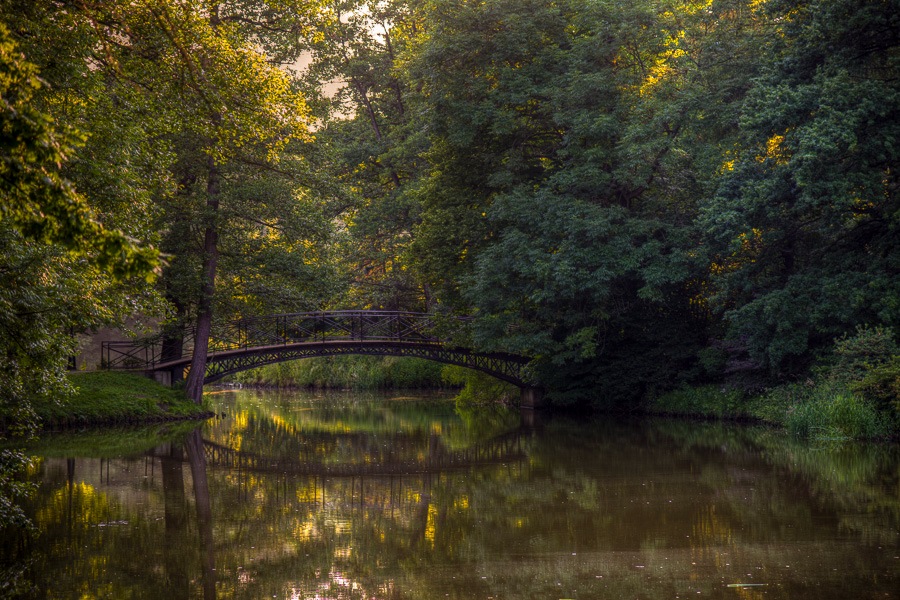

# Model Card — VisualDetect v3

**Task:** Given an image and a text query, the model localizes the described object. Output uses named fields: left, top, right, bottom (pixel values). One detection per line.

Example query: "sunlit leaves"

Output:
left=0, top=24, right=159, bottom=279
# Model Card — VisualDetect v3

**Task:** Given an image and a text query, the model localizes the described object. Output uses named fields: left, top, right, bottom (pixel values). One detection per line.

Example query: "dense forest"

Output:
left=1, top=0, right=898, bottom=418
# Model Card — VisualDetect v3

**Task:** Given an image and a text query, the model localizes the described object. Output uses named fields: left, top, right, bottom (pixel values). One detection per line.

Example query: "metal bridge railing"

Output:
left=101, top=310, right=470, bottom=370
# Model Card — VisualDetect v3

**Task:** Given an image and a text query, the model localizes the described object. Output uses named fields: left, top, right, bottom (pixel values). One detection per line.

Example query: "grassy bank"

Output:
left=230, top=355, right=449, bottom=390
left=650, top=382, right=896, bottom=442
left=33, top=372, right=211, bottom=429
left=652, top=327, right=899, bottom=442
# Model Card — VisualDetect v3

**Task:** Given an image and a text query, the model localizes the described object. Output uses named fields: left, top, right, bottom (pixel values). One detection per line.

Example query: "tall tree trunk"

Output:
left=184, top=156, right=220, bottom=403
left=183, top=3, right=223, bottom=403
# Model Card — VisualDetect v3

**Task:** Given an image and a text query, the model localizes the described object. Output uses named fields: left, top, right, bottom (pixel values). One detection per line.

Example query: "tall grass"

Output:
left=230, top=355, right=448, bottom=390
left=782, top=385, right=888, bottom=441
left=651, top=385, right=748, bottom=419
left=652, top=382, right=891, bottom=441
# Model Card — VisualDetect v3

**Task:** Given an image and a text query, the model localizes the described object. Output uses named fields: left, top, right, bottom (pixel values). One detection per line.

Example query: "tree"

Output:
left=25, top=0, right=324, bottom=402
left=4, top=0, right=335, bottom=403
left=701, top=0, right=900, bottom=373
left=0, top=16, right=159, bottom=278
left=0, top=21, right=159, bottom=529
left=290, top=0, right=433, bottom=310
left=404, top=0, right=732, bottom=404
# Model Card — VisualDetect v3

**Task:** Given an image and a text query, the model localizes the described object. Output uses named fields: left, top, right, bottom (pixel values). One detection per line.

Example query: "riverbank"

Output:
left=33, top=372, right=212, bottom=429
left=650, top=382, right=898, bottom=442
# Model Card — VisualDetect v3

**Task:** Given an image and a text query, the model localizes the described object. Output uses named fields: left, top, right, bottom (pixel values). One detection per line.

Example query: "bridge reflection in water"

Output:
left=184, top=429, right=528, bottom=478
left=102, top=310, right=543, bottom=406
left=35, top=391, right=538, bottom=600
left=152, top=420, right=532, bottom=599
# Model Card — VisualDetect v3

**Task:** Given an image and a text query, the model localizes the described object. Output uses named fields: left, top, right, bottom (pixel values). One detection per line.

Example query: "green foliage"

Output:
left=855, top=356, right=900, bottom=411
left=0, top=22, right=159, bottom=279
left=404, top=0, right=724, bottom=405
left=0, top=449, right=33, bottom=535
left=817, top=325, right=900, bottom=415
left=232, top=356, right=447, bottom=389
left=402, top=0, right=900, bottom=402
left=292, top=0, right=432, bottom=310
left=441, top=366, right=519, bottom=408
left=697, top=347, right=729, bottom=377
left=749, top=382, right=807, bottom=425
left=826, top=324, right=898, bottom=381
left=701, top=0, right=900, bottom=371
left=0, top=18, right=167, bottom=530
left=652, top=378, right=893, bottom=442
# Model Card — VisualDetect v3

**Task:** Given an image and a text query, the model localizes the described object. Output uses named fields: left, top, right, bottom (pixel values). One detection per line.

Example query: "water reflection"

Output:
left=2, top=390, right=898, bottom=599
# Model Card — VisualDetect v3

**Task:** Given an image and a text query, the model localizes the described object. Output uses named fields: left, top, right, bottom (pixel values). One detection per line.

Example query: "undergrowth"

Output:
left=652, top=382, right=892, bottom=442
left=230, top=355, right=448, bottom=390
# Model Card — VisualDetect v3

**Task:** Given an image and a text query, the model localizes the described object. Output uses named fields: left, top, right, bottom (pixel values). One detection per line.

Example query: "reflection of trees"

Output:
left=9, top=456, right=181, bottom=598
left=1, top=434, right=221, bottom=599
left=199, top=430, right=527, bottom=478
left=648, top=420, right=900, bottom=546
left=5, top=405, right=899, bottom=599
left=186, top=429, right=216, bottom=600
left=161, top=445, right=189, bottom=599
left=202, top=390, right=520, bottom=460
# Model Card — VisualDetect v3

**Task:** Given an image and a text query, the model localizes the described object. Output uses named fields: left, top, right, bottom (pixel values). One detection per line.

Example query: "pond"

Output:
left=2, top=389, right=898, bottom=599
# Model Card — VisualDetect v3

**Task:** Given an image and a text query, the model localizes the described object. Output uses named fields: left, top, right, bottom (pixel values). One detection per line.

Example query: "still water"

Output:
left=2, top=389, right=898, bottom=599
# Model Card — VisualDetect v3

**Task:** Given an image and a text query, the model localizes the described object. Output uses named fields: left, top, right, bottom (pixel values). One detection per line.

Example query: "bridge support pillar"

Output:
left=150, top=370, right=172, bottom=387
left=519, top=387, right=545, bottom=410
left=148, top=367, right=184, bottom=388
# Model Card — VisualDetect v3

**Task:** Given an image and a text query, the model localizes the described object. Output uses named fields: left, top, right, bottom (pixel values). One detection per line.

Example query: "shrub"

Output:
left=442, top=366, right=518, bottom=407
left=825, top=325, right=896, bottom=382
left=652, top=385, right=746, bottom=418
left=854, top=355, right=900, bottom=412
left=814, top=325, right=899, bottom=417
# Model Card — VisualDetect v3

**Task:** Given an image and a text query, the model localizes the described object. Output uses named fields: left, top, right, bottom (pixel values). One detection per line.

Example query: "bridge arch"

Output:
left=102, top=311, right=543, bottom=405
left=150, top=340, right=530, bottom=388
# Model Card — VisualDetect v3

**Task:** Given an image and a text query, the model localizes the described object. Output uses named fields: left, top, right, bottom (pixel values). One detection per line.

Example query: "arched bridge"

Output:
left=102, top=311, right=541, bottom=403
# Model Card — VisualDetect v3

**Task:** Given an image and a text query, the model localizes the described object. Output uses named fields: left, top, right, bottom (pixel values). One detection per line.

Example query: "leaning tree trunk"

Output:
left=184, top=156, right=220, bottom=403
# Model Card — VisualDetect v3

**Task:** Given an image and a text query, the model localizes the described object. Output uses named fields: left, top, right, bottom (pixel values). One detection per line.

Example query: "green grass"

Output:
left=34, top=372, right=211, bottom=429
left=781, top=384, right=889, bottom=441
